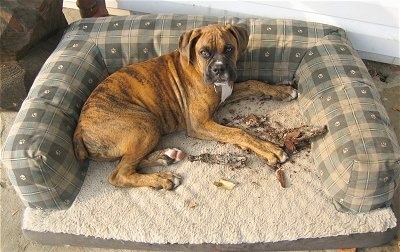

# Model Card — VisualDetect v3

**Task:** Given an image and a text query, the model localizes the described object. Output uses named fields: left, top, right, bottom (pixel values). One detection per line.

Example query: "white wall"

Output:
left=64, top=0, right=400, bottom=65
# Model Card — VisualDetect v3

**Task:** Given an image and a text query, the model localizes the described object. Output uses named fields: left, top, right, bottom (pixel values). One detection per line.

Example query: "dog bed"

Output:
left=1, top=14, right=399, bottom=250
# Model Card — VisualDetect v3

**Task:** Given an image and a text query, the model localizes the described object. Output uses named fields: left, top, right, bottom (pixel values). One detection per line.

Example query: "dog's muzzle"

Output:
left=205, top=60, right=236, bottom=85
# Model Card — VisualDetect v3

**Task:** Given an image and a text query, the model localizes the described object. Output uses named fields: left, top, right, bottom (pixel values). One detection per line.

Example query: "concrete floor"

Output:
left=1, top=7, right=399, bottom=252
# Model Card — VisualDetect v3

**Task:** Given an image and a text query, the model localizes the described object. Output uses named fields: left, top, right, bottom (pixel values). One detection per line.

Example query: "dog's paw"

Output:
left=288, top=89, right=298, bottom=101
left=280, top=87, right=297, bottom=102
left=278, top=151, right=289, bottom=163
left=269, top=85, right=298, bottom=102
left=264, top=147, right=289, bottom=167
left=153, top=172, right=182, bottom=190
left=164, top=148, right=185, bottom=164
left=140, top=148, right=185, bottom=168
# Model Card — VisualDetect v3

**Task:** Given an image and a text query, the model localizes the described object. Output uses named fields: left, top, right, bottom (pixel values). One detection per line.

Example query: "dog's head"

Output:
left=179, top=24, right=249, bottom=85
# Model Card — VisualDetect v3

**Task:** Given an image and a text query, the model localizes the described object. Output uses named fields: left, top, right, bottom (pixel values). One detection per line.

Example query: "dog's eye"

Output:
left=200, top=50, right=211, bottom=58
left=225, top=45, right=234, bottom=53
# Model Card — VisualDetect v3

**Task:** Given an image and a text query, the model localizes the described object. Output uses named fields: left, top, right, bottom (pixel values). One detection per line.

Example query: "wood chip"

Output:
left=187, top=200, right=197, bottom=209
left=213, top=179, right=237, bottom=190
left=276, top=168, right=286, bottom=188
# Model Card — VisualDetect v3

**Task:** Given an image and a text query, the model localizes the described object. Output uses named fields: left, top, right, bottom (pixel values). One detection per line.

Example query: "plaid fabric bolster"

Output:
left=295, top=35, right=400, bottom=212
left=67, top=14, right=221, bottom=74
left=66, top=14, right=344, bottom=83
left=0, top=39, right=109, bottom=210
left=2, top=105, right=87, bottom=210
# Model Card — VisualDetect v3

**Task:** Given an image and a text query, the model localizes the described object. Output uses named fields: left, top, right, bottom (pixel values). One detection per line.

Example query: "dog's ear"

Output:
left=227, top=24, right=249, bottom=57
left=179, top=28, right=202, bottom=65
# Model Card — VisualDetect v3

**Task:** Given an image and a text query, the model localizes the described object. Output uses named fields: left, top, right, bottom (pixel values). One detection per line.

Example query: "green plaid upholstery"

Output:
left=1, top=14, right=399, bottom=211
left=295, top=34, right=400, bottom=212
left=1, top=39, right=109, bottom=209
left=64, top=14, right=342, bottom=82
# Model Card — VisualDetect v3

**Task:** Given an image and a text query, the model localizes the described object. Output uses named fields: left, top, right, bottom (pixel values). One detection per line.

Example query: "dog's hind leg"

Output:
left=107, top=115, right=182, bottom=190
left=109, top=153, right=182, bottom=189
left=108, top=143, right=183, bottom=189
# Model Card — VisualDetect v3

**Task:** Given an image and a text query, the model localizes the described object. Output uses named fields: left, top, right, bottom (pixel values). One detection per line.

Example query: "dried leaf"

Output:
left=284, top=130, right=301, bottom=140
left=213, top=179, right=237, bottom=190
left=283, top=126, right=327, bottom=152
left=284, top=140, right=297, bottom=153
left=276, top=168, right=286, bottom=188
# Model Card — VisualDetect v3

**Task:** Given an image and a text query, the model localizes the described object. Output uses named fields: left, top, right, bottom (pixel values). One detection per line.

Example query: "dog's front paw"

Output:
left=267, top=148, right=289, bottom=166
left=153, top=172, right=182, bottom=190
left=278, top=149, right=289, bottom=163
left=287, top=88, right=298, bottom=101
left=259, top=144, right=289, bottom=167
left=273, top=86, right=297, bottom=101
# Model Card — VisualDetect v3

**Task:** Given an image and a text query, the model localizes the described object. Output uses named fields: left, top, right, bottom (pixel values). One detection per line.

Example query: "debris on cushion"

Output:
left=186, top=200, right=198, bottom=209
left=221, top=113, right=327, bottom=154
left=213, top=179, right=237, bottom=190
left=188, top=153, right=247, bottom=169
left=282, top=126, right=328, bottom=153
left=188, top=98, right=327, bottom=188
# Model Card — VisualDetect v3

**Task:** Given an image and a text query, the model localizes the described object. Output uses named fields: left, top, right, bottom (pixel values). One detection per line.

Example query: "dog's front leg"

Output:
left=226, top=80, right=297, bottom=103
left=187, top=119, right=288, bottom=165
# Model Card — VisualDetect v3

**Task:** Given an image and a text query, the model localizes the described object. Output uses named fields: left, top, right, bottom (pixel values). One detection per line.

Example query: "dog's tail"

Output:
left=73, top=125, right=89, bottom=161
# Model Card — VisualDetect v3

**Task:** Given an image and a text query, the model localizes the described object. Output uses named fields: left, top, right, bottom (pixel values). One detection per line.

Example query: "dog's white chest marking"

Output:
left=214, top=82, right=233, bottom=104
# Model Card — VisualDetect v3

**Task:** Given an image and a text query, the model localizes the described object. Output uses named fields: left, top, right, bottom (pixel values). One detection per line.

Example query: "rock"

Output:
left=0, top=1, right=67, bottom=111
left=0, top=63, right=26, bottom=110
left=0, top=31, right=64, bottom=111
left=0, top=0, right=67, bottom=62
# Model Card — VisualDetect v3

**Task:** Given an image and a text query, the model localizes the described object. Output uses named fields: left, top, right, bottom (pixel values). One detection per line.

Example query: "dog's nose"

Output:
left=211, top=62, right=225, bottom=75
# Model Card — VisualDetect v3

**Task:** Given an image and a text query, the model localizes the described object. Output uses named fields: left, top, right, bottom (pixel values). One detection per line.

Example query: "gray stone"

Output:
left=0, top=0, right=67, bottom=62
left=0, top=63, right=26, bottom=110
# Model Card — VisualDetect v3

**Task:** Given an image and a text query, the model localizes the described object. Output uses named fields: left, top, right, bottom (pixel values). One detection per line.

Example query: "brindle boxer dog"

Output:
left=73, top=24, right=297, bottom=190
